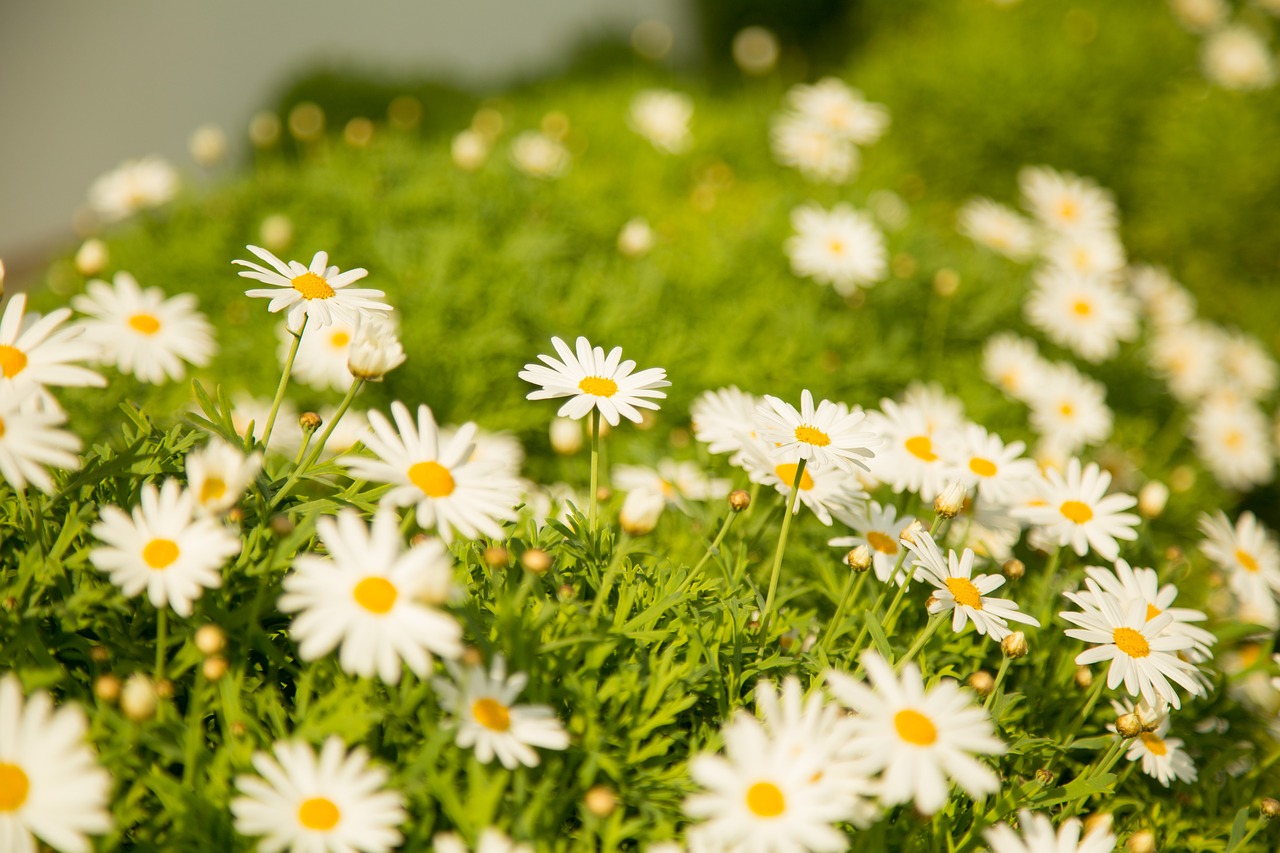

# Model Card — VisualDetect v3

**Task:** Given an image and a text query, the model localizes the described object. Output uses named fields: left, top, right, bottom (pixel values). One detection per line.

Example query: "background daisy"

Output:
left=519, top=335, right=669, bottom=427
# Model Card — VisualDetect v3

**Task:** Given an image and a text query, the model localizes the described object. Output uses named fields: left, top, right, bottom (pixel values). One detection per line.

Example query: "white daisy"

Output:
left=1199, top=510, right=1280, bottom=603
left=785, top=78, right=889, bottom=145
left=902, top=382, right=968, bottom=435
left=1023, top=270, right=1138, bottom=363
left=185, top=438, right=262, bottom=516
left=510, top=131, right=570, bottom=179
left=280, top=319, right=356, bottom=392
left=1202, top=25, right=1276, bottom=90
left=1170, top=0, right=1226, bottom=32
left=1220, top=330, right=1278, bottom=399
left=346, top=315, right=406, bottom=382
left=739, top=438, right=865, bottom=526
left=754, top=390, right=877, bottom=473
left=1191, top=395, right=1275, bottom=491
left=1148, top=322, right=1222, bottom=404
left=519, top=335, right=669, bottom=427
left=1013, top=459, right=1139, bottom=561
left=862, top=398, right=950, bottom=500
left=1108, top=700, right=1197, bottom=787
left=279, top=509, right=462, bottom=684
left=432, top=658, right=569, bottom=769
left=957, top=197, right=1037, bottom=261
left=1128, top=266, right=1196, bottom=330
left=1042, top=230, right=1127, bottom=279
left=71, top=272, right=215, bottom=384
left=613, top=459, right=730, bottom=506
left=235, top=245, right=390, bottom=330
left=339, top=402, right=522, bottom=545
left=984, top=809, right=1117, bottom=853
left=829, top=500, right=915, bottom=585
left=1025, top=362, right=1113, bottom=454
left=940, top=423, right=1039, bottom=508
left=770, top=114, right=857, bottom=184
left=0, top=674, right=112, bottom=853
left=451, top=129, right=491, bottom=171
left=1060, top=579, right=1205, bottom=709
left=904, top=531, right=1040, bottom=641
left=628, top=89, right=693, bottom=154
left=0, top=294, right=104, bottom=397
left=89, top=479, right=241, bottom=617
left=785, top=203, right=887, bottom=295
left=691, top=386, right=760, bottom=462
left=438, top=425, right=524, bottom=477
left=231, top=736, right=406, bottom=853
left=983, top=333, right=1049, bottom=402
left=827, top=651, right=1006, bottom=815
left=433, top=828, right=534, bottom=853
left=0, top=388, right=82, bottom=493
left=1080, top=560, right=1216, bottom=662
left=87, top=155, right=178, bottom=222
left=1019, top=166, right=1117, bottom=235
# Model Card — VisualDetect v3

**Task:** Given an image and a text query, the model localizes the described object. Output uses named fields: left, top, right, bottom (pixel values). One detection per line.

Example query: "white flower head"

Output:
left=939, top=423, right=1040, bottom=508
left=1019, top=166, right=1117, bottom=235
left=958, top=197, right=1037, bottom=261
left=235, top=245, right=390, bottom=329
left=739, top=437, right=866, bottom=526
left=629, top=89, right=693, bottom=154
left=519, top=335, right=669, bottom=427
left=185, top=438, right=262, bottom=516
left=904, top=531, right=1040, bottom=641
left=770, top=114, right=857, bottom=183
left=785, top=203, right=887, bottom=295
left=755, top=390, right=877, bottom=473
left=1191, top=395, right=1275, bottom=491
left=1202, top=26, right=1276, bottom=90
left=0, top=294, right=105, bottom=397
left=0, top=388, right=82, bottom=493
left=1109, top=699, right=1198, bottom=787
left=785, top=78, right=889, bottom=145
left=984, top=809, right=1117, bottom=853
left=691, top=386, right=760, bottom=463
left=87, top=155, right=178, bottom=222
left=1025, top=362, right=1113, bottom=454
left=1199, top=510, right=1280, bottom=603
left=511, top=131, right=570, bottom=179
left=1024, top=269, right=1138, bottom=363
left=829, top=500, right=916, bottom=585
left=347, top=314, right=406, bottom=381
left=862, top=398, right=950, bottom=500
left=1081, top=559, right=1216, bottom=662
left=1013, top=458, right=1139, bottom=561
left=983, top=333, right=1050, bottom=402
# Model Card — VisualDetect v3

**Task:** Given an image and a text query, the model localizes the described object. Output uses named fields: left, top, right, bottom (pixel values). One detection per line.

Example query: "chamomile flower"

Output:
left=691, top=386, right=760, bottom=461
left=862, top=398, right=949, bottom=500
left=510, top=131, right=570, bottom=179
left=520, top=336, right=669, bottom=427
left=957, top=197, right=1037, bottom=261
left=770, top=115, right=856, bottom=183
left=433, top=829, right=534, bottom=853
left=902, top=382, right=968, bottom=434
left=1080, top=560, right=1216, bottom=662
left=439, top=425, right=525, bottom=477
left=904, top=531, right=1040, bottom=641
left=1199, top=510, right=1280, bottom=601
left=1202, top=25, right=1276, bottom=90
left=754, top=390, right=877, bottom=472
left=1026, top=363, right=1113, bottom=454
left=1014, top=459, right=1139, bottom=561
left=72, top=272, right=215, bottom=384
left=829, top=500, right=916, bottom=585
left=432, top=658, right=569, bottom=769
left=339, top=402, right=521, bottom=545
left=346, top=315, right=406, bottom=382
left=235, top=245, right=390, bottom=329
left=1042, top=230, right=1127, bottom=279
left=984, top=810, right=1117, bottom=853
left=231, top=736, right=406, bottom=853
left=0, top=675, right=112, bottom=853
left=280, top=509, right=462, bottom=684
left=785, top=203, right=887, bottom=295
left=0, top=293, right=104, bottom=397
left=1220, top=330, right=1278, bottom=399
left=1061, top=579, right=1205, bottom=709
left=1129, top=266, right=1196, bottom=330
left=0, top=388, right=83, bottom=492
left=940, top=424, right=1039, bottom=508
left=1019, top=166, right=1117, bottom=235
left=983, top=333, right=1049, bottom=402
left=1024, top=270, right=1138, bottom=363
left=280, top=319, right=356, bottom=391
left=628, top=89, right=693, bottom=154
left=1148, top=322, right=1222, bottom=404
left=785, top=78, right=889, bottom=145
left=1109, top=700, right=1198, bottom=786
left=827, top=651, right=1006, bottom=814
left=87, top=155, right=178, bottom=222
left=740, top=438, right=865, bottom=525
left=89, top=479, right=241, bottom=616
left=185, top=438, right=262, bottom=516
left=1191, top=395, right=1275, bottom=491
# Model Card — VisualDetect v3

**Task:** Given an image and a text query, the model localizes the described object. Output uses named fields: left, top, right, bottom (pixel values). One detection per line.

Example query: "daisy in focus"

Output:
left=185, top=438, right=262, bottom=516
left=279, top=509, right=462, bottom=684
left=785, top=203, right=887, bottom=295
left=231, top=736, right=406, bottom=853
left=829, top=500, right=915, bottom=585
left=984, top=809, right=1117, bottom=853
left=628, top=89, right=693, bottom=154
left=234, top=245, right=390, bottom=329
left=89, top=479, right=241, bottom=616
left=827, top=651, right=1005, bottom=815
left=1080, top=560, right=1216, bottom=662
left=904, top=531, right=1040, bottom=641
left=1109, top=700, right=1198, bottom=787
left=940, top=423, right=1039, bottom=508
left=519, top=335, right=669, bottom=427
left=0, top=388, right=83, bottom=492
left=1014, top=459, right=1139, bottom=561
left=0, top=675, right=113, bottom=853
left=432, top=658, right=570, bottom=769
left=0, top=293, right=104, bottom=398
left=72, top=272, right=215, bottom=384
left=754, top=390, right=877, bottom=473
left=87, top=155, right=178, bottom=222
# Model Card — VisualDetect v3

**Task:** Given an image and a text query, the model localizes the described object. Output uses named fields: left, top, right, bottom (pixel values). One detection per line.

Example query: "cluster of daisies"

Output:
left=770, top=78, right=890, bottom=184
left=1169, top=0, right=1278, bottom=90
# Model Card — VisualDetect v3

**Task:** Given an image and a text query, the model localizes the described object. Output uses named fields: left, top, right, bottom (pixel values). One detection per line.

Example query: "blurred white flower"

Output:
left=628, top=89, right=693, bottom=154
left=87, top=156, right=178, bottom=222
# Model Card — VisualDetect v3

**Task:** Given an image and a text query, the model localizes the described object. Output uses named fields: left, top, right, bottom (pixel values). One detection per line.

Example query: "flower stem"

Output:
left=269, top=378, right=364, bottom=510
left=895, top=611, right=946, bottom=672
left=883, top=515, right=946, bottom=636
left=985, top=654, right=1013, bottom=712
left=692, top=509, right=740, bottom=578
left=1062, top=674, right=1107, bottom=746
left=759, top=458, right=806, bottom=639
left=155, top=608, right=168, bottom=681
left=819, top=570, right=869, bottom=654
left=589, top=412, right=601, bottom=532
left=262, top=315, right=308, bottom=448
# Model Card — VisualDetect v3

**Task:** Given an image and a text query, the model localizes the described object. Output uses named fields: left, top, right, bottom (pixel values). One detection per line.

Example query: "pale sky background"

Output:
left=0, top=0, right=692, bottom=272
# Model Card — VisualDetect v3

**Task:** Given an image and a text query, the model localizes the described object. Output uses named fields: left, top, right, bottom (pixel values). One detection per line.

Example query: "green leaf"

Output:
left=863, top=610, right=893, bottom=660
left=1034, top=773, right=1117, bottom=808
left=1225, top=806, right=1251, bottom=852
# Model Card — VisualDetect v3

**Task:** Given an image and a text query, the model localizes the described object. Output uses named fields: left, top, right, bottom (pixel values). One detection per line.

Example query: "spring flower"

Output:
left=280, top=319, right=356, bottom=391
left=785, top=78, right=889, bottom=145
left=770, top=114, right=857, bottom=183
left=1190, top=395, right=1275, bottom=491
left=940, top=424, right=1039, bottom=508
left=1199, top=510, right=1280, bottom=603
left=984, top=810, right=1117, bottom=853
left=1079, top=560, right=1216, bottom=662
left=827, top=651, right=1005, bottom=814
left=519, top=335, right=669, bottom=427
left=739, top=438, right=865, bottom=525
left=691, top=386, right=760, bottom=462
left=434, top=829, right=534, bottom=853
left=862, top=398, right=950, bottom=500
left=0, top=294, right=104, bottom=397
left=72, top=272, right=215, bottom=384
left=983, top=333, right=1049, bottom=401
left=1025, top=363, right=1113, bottom=454
left=1129, top=266, right=1196, bottom=330
left=1109, top=700, right=1198, bottom=787
left=346, top=315, right=406, bottom=381
left=89, top=479, right=241, bottom=616
left=829, top=500, right=916, bottom=585
left=628, top=89, right=693, bottom=154
left=619, top=488, right=665, bottom=535
left=1023, top=270, right=1138, bottom=363
left=755, top=390, right=877, bottom=473
left=231, top=736, right=406, bottom=853
left=1014, top=459, right=1139, bottom=561
left=1018, top=166, right=1117, bottom=235
left=1202, top=26, right=1276, bottom=90
left=280, top=509, right=462, bottom=683
left=904, top=531, right=1040, bottom=641
left=0, top=388, right=83, bottom=492
left=1042, top=230, right=1127, bottom=279
left=236, top=246, right=390, bottom=330
left=1148, top=322, right=1222, bottom=404
left=510, top=131, right=570, bottom=179
left=957, top=198, right=1036, bottom=261
left=87, top=155, right=178, bottom=222
left=785, top=203, right=887, bottom=295
left=185, top=439, right=262, bottom=516
left=339, top=402, right=521, bottom=545
left=74, top=239, right=109, bottom=276
left=432, top=658, right=570, bottom=769
left=1220, top=330, right=1278, bottom=399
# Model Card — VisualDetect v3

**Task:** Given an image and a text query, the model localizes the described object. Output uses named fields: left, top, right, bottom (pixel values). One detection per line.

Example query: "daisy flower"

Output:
left=904, top=531, right=1040, bottom=641
left=739, top=439, right=865, bottom=525
left=88, top=479, right=242, bottom=617
left=902, top=382, right=967, bottom=434
left=0, top=293, right=104, bottom=397
left=71, top=272, right=215, bottom=384
left=1013, top=459, right=1139, bottom=561
left=691, top=386, right=760, bottom=462
left=755, top=390, right=877, bottom=473
left=862, top=398, right=950, bottom=500
left=510, top=131, right=570, bottom=179
left=432, top=658, right=569, bottom=769
left=519, top=335, right=670, bottom=427
left=785, top=78, right=889, bottom=145
left=231, top=736, right=406, bottom=853
left=1109, top=700, right=1197, bottom=787
left=438, top=425, right=525, bottom=477
left=1148, top=322, right=1221, bottom=404
left=339, top=403, right=521, bottom=545
left=1220, top=330, right=1278, bottom=399
left=185, top=438, right=262, bottom=516
left=1080, top=560, right=1216, bottom=662
left=1199, top=510, right=1280, bottom=602
left=280, top=319, right=356, bottom=391
left=827, top=651, right=1006, bottom=815
left=235, top=245, right=390, bottom=330
left=983, top=333, right=1049, bottom=402
left=346, top=315, right=406, bottom=382
left=280, top=509, right=461, bottom=684
left=0, top=674, right=113, bottom=853
left=957, top=197, right=1036, bottom=261
left=785, top=203, right=887, bottom=295
left=1026, top=363, right=1113, bottom=454
left=829, top=500, right=915, bottom=585
left=1018, top=166, right=1117, bottom=235
left=0, top=388, right=83, bottom=492
left=628, top=89, right=693, bottom=154
left=1060, top=579, right=1205, bottom=709
left=1129, top=266, right=1196, bottom=330
left=984, top=810, right=1117, bottom=853
left=770, top=114, right=856, bottom=184
left=1191, top=396, right=1275, bottom=491
left=1202, top=25, right=1276, bottom=90
left=1023, top=270, right=1138, bottom=363
left=87, top=155, right=178, bottom=221
left=1042, top=229, right=1127, bottom=279
left=434, top=829, right=534, bottom=853
left=940, top=423, right=1039, bottom=508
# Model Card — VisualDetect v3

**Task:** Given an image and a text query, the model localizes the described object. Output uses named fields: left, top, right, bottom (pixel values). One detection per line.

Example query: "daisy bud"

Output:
left=1261, top=798, right=1280, bottom=819
left=729, top=489, right=752, bottom=512
left=227, top=507, right=245, bottom=525
left=1138, top=481, right=1169, bottom=519
left=121, top=674, right=158, bottom=721
left=269, top=514, right=295, bottom=537
left=202, top=655, right=229, bottom=681
left=934, top=482, right=967, bottom=519
left=230, top=721, right=247, bottom=737
left=1074, top=666, right=1094, bottom=690
left=550, top=417, right=584, bottom=455
left=347, top=315, right=407, bottom=381
left=299, top=412, right=322, bottom=433
left=557, top=584, right=575, bottom=601
left=1002, top=559, right=1025, bottom=580
left=521, top=548, right=552, bottom=574
left=1164, top=546, right=1183, bottom=563
left=1116, top=713, right=1143, bottom=739
left=1035, top=768, right=1056, bottom=786
left=94, top=674, right=121, bottom=703
left=1084, top=814, right=1113, bottom=837
left=75, top=238, right=109, bottom=276
left=461, top=646, right=484, bottom=666
left=596, top=486, right=613, bottom=502
left=899, top=520, right=926, bottom=547
left=155, top=679, right=175, bottom=700
left=90, top=645, right=109, bottom=663
left=846, top=544, right=873, bottom=573
left=1001, top=631, right=1029, bottom=659
left=411, top=534, right=430, bottom=547
left=926, top=594, right=940, bottom=610
left=195, top=624, right=226, bottom=656
left=620, top=489, right=665, bottom=536
left=1125, top=829, right=1156, bottom=853
left=483, top=547, right=510, bottom=569
left=968, top=670, right=995, bottom=696
left=584, top=785, right=617, bottom=818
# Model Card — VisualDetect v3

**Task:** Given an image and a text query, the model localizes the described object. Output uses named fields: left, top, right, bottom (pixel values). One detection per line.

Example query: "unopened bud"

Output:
left=195, top=624, right=226, bottom=656
left=584, top=785, right=617, bottom=818
left=75, top=238, right=109, bottom=276
left=347, top=315, right=407, bottom=381
left=189, top=123, right=228, bottom=167
left=596, top=486, right=613, bottom=502
left=550, top=417, right=583, bottom=455
left=1262, top=797, right=1280, bottom=819
left=1035, top=768, right=1056, bottom=786
left=483, top=547, right=510, bottom=569
left=968, top=670, right=995, bottom=696
left=202, top=655, right=229, bottom=681
left=90, top=645, right=109, bottom=663
left=1125, top=829, right=1155, bottom=853
left=121, top=674, right=158, bottom=721
left=1117, top=713, right=1143, bottom=739
left=269, top=514, right=295, bottom=537
left=1002, top=559, right=1025, bottom=581
left=846, top=545, right=873, bottom=573
left=299, top=412, right=322, bottom=432
left=899, top=520, right=926, bottom=547
left=1074, top=666, right=1094, bottom=690
left=155, top=679, right=174, bottom=700
left=230, top=721, right=248, bottom=737
left=94, top=674, right=121, bottom=703
left=729, top=489, right=751, bottom=512
left=461, top=646, right=484, bottom=666
left=521, top=548, right=552, bottom=574
left=1164, top=546, right=1183, bottom=563
left=1084, top=813, right=1113, bottom=837
left=1138, top=481, right=1169, bottom=519
left=933, top=482, right=966, bottom=519
left=227, top=507, right=245, bottom=525
left=926, top=594, right=940, bottom=610
left=411, top=534, right=429, bottom=548
left=557, top=584, right=575, bottom=601
left=620, top=489, right=664, bottom=535
left=1002, top=631, right=1028, bottom=659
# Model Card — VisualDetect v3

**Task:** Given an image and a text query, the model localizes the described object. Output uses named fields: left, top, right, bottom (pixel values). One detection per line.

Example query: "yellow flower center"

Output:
left=0, top=762, right=30, bottom=812
left=472, top=698, right=512, bottom=732
left=1236, top=549, right=1260, bottom=573
left=969, top=457, right=998, bottom=478
left=744, top=781, right=786, bottom=818
left=866, top=531, right=898, bottom=555
left=1059, top=198, right=1079, bottom=221
left=827, top=238, right=845, bottom=256
left=353, top=577, right=398, bottom=614
left=998, top=369, right=1019, bottom=390
left=1223, top=430, right=1243, bottom=450
left=128, top=312, right=162, bottom=335
left=0, top=345, right=28, bottom=379
left=1072, top=249, right=1091, bottom=271
left=329, top=331, right=351, bottom=348
left=1059, top=500, right=1094, bottom=524
left=578, top=376, right=618, bottom=398
left=773, top=463, right=815, bottom=491
left=291, top=272, right=336, bottom=300
left=142, top=538, right=180, bottom=569
left=1059, top=402, right=1075, bottom=418
left=893, top=709, right=938, bottom=746
left=0, top=417, right=6, bottom=438
left=297, top=796, right=340, bottom=831
left=1139, top=732, right=1168, bottom=756
left=199, top=476, right=227, bottom=504
left=408, top=461, right=455, bottom=497
left=945, top=576, right=984, bottom=609
left=1113, top=627, right=1150, bottom=658
left=904, top=435, right=937, bottom=462
left=1072, top=299, right=1093, bottom=316
left=794, top=424, right=830, bottom=447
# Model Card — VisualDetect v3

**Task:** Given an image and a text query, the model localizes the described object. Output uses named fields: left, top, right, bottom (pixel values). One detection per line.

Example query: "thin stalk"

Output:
left=262, top=315, right=308, bottom=448
left=819, top=570, right=869, bottom=654
left=269, top=378, right=364, bottom=510
left=1062, top=675, right=1107, bottom=746
left=849, top=560, right=905, bottom=660
left=154, top=609, right=168, bottom=681
left=759, top=459, right=807, bottom=639
left=589, top=412, right=601, bottom=532
left=985, top=655, right=1013, bottom=712
left=692, top=510, right=740, bottom=577
left=883, top=514, right=946, bottom=635
left=895, top=612, right=946, bottom=672
left=181, top=671, right=206, bottom=786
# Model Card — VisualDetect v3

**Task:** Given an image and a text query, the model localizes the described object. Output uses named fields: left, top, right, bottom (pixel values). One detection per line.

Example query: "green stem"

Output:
left=820, top=570, right=869, bottom=654
left=262, top=315, right=308, bottom=449
left=292, top=427, right=317, bottom=467
left=849, top=565, right=902, bottom=661
left=182, top=670, right=206, bottom=786
left=269, top=378, right=364, bottom=510
left=759, top=458, right=807, bottom=640
left=985, top=655, right=1012, bottom=712
left=692, top=509, right=739, bottom=577
left=895, top=612, right=946, bottom=672
left=1062, top=674, right=1107, bottom=747
left=154, top=609, right=168, bottom=681
left=883, top=515, right=946, bottom=636
left=589, top=412, right=601, bottom=532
